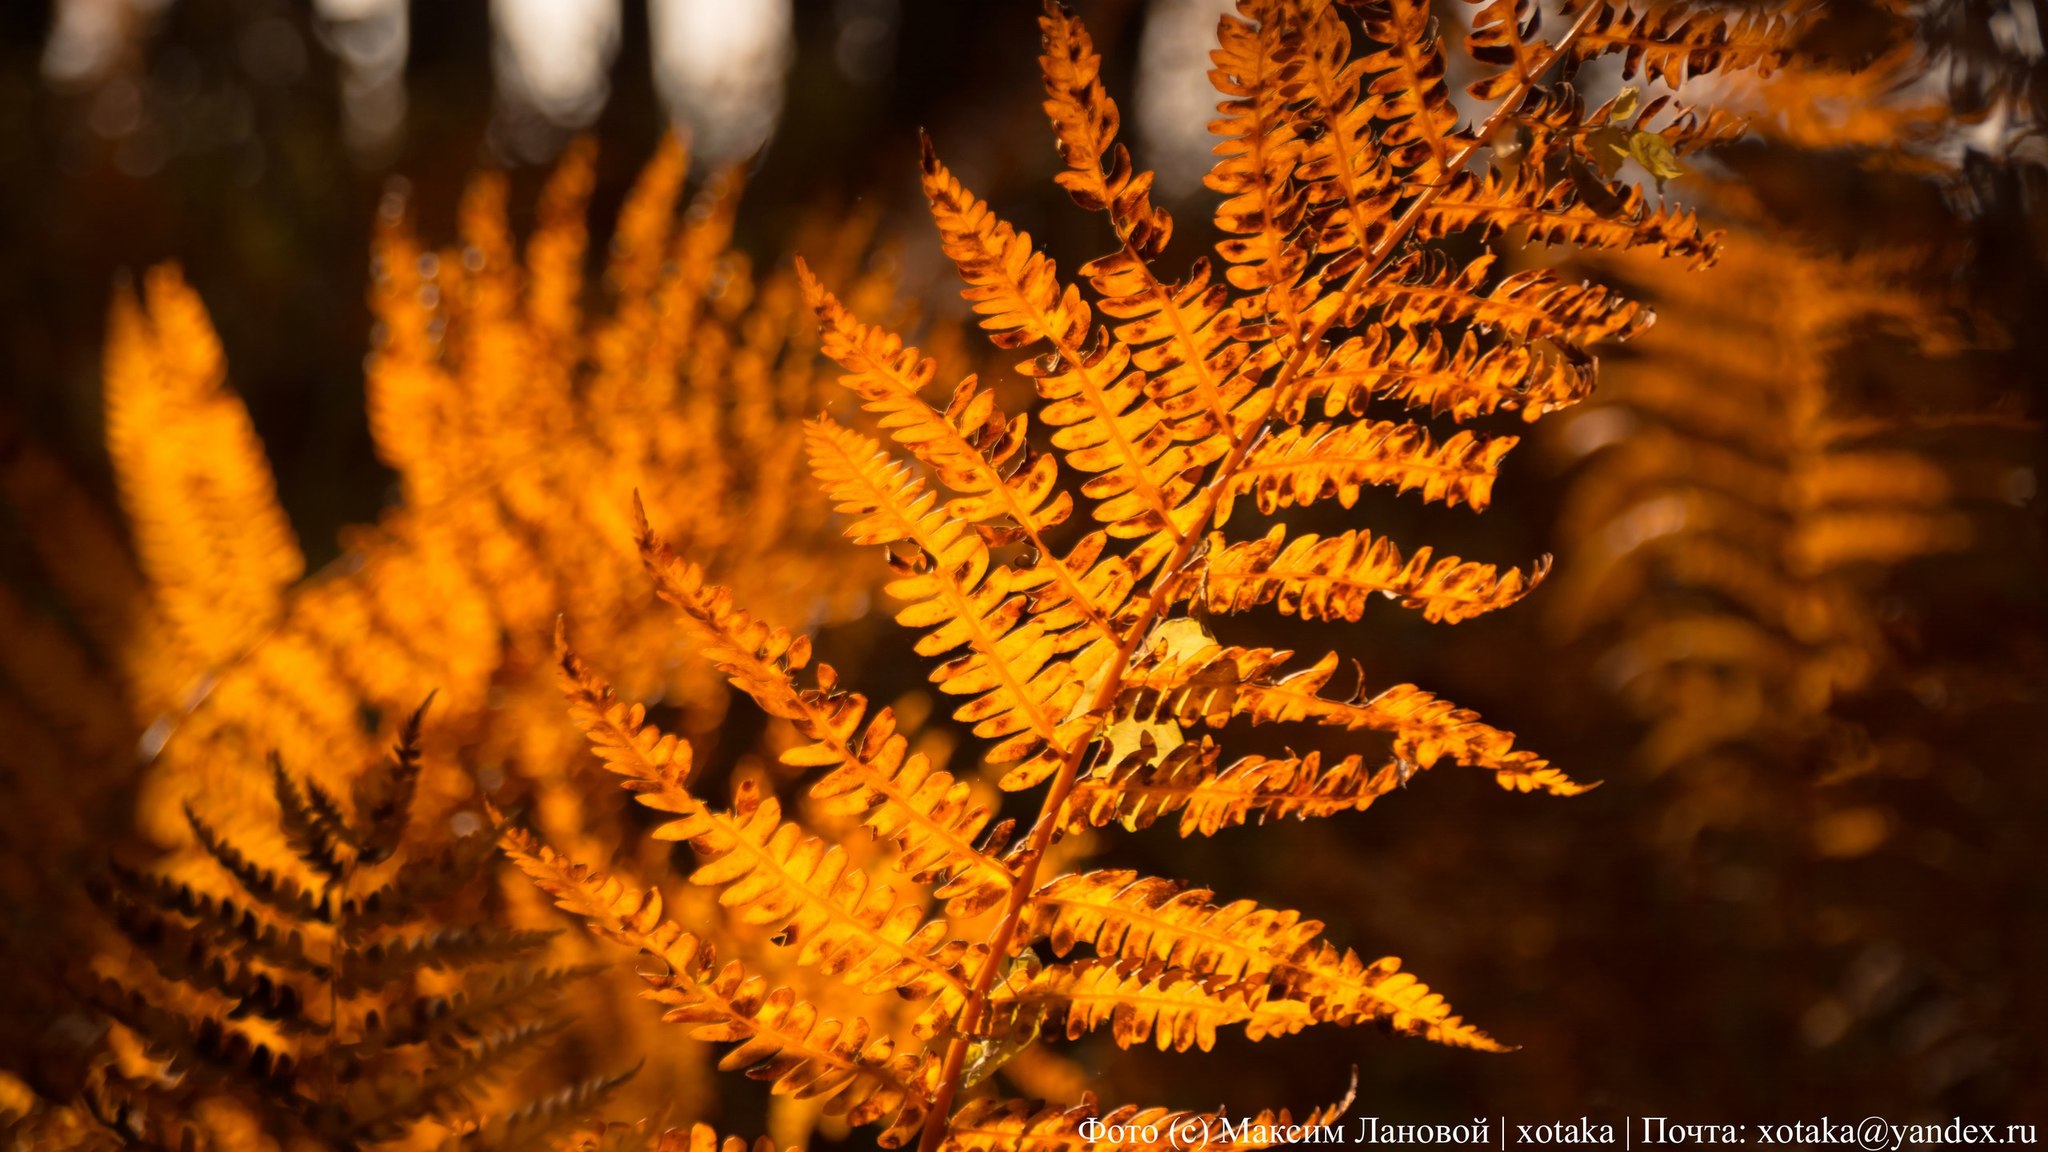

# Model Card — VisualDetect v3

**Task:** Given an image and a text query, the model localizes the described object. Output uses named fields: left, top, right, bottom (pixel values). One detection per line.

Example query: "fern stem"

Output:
left=915, top=14, right=1597, bottom=1151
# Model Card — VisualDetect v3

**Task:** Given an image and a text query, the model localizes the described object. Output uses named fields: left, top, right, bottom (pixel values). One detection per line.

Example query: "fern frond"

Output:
left=1219, top=420, right=1517, bottom=520
left=605, top=132, right=691, bottom=302
left=1416, top=163, right=1717, bottom=267
left=378, top=1017, right=572, bottom=1128
left=503, top=834, right=938, bottom=1147
left=1552, top=224, right=2012, bottom=775
left=93, top=890, right=312, bottom=1030
left=1120, top=646, right=1587, bottom=795
left=1285, top=947, right=1508, bottom=1050
left=473, top=1067, right=638, bottom=1151
left=337, top=927, right=556, bottom=996
left=523, top=135, right=598, bottom=358
left=984, top=959, right=1283, bottom=1053
left=1291, top=324, right=1594, bottom=425
left=1196, top=524, right=1549, bottom=624
left=1291, top=1, right=1399, bottom=261
left=1065, top=741, right=1402, bottom=835
left=352, top=692, right=430, bottom=864
left=1037, top=3, right=1168, bottom=248
left=81, top=980, right=298, bottom=1097
left=102, top=265, right=304, bottom=665
left=657, top=775, right=979, bottom=1035
left=98, top=864, right=329, bottom=977
left=554, top=642, right=700, bottom=837
left=1361, top=253, right=1648, bottom=348
left=799, top=261, right=1128, bottom=657
left=352, top=964, right=607, bottom=1053
left=807, top=419, right=1092, bottom=785
left=1040, top=2, right=1245, bottom=442
left=1207, top=0, right=1311, bottom=311
left=626, top=518, right=1017, bottom=912
left=1567, top=1, right=1805, bottom=87
left=1019, top=870, right=1505, bottom=1048
left=182, top=805, right=329, bottom=923
left=1360, top=0, right=1467, bottom=180
left=1465, top=0, right=1549, bottom=101
left=342, top=832, right=498, bottom=932
left=1024, top=871, right=1323, bottom=985
left=271, top=755, right=354, bottom=885
left=921, top=138, right=1201, bottom=543
left=555, top=645, right=983, bottom=1018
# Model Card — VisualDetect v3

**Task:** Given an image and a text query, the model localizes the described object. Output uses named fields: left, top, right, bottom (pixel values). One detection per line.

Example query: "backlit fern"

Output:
left=0, top=134, right=892, bottom=875
left=501, top=2, right=1794, bottom=1147
left=1, top=136, right=899, bottom=1144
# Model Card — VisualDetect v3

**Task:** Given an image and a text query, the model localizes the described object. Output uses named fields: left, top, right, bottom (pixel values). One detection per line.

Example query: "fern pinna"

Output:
left=508, top=1, right=1779, bottom=1148
left=79, top=701, right=626, bottom=1151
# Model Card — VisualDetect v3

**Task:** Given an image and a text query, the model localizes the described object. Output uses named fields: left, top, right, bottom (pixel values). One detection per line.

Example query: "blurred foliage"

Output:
left=1, top=0, right=2045, bottom=1147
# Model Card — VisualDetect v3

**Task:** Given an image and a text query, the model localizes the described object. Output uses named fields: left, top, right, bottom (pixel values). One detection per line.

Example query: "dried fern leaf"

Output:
left=469, top=1065, right=638, bottom=1152
left=1065, top=740, right=1403, bottom=835
left=270, top=755, right=354, bottom=885
left=984, top=958, right=1285, bottom=1053
left=1218, top=419, right=1518, bottom=520
left=336, top=926, right=556, bottom=996
left=800, top=263, right=1128, bottom=656
left=182, top=805, right=328, bottom=923
left=102, top=265, right=304, bottom=665
left=1567, top=1, right=1805, bottom=87
left=503, top=834, right=938, bottom=1146
left=1358, top=253, right=1648, bottom=348
left=1290, top=2, right=1401, bottom=261
left=341, top=1017, right=569, bottom=1138
left=808, top=419, right=1094, bottom=784
left=341, top=832, right=497, bottom=932
left=921, top=138, right=1201, bottom=543
left=1360, top=0, right=1468, bottom=180
left=1023, top=870, right=1324, bottom=985
left=1019, top=870, right=1505, bottom=1048
left=1291, top=324, right=1594, bottom=425
left=1040, top=3, right=1246, bottom=443
left=1196, top=524, right=1548, bottom=624
left=1415, top=164, right=1717, bottom=267
left=1207, top=0, right=1311, bottom=311
left=97, top=864, right=329, bottom=977
left=350, top=963, right=606, bottom=1053
left=555, top=645, right=982, bottom=1024
left=351, top=692, right=430, bottom=864
left=1119, top=646, right=1587, bottom=795
left=624, top=517, right=1017, bottom=912
left=80, top=979, right=298, bottom=1097
left=92, top=891, right=311, bottom=1031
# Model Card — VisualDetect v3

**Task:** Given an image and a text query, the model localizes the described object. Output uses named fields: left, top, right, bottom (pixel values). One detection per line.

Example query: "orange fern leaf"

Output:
left=558, top=643, right=983, bottom=1026
left=103, top=266, right=304, bottom=665
left=1195, top=524, right=1549, bottom=624
left=1119, top=646, right=1588, bottom=796
left=630, top=508, right=1016, bottom=914
left=505, top=834, right=939, bottom=1146
left=1218, top=419, right=1518, bottom=519
left=921, top=138, right=1202, bottom=544
left=1065, top=740, right=1404, bottom=836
